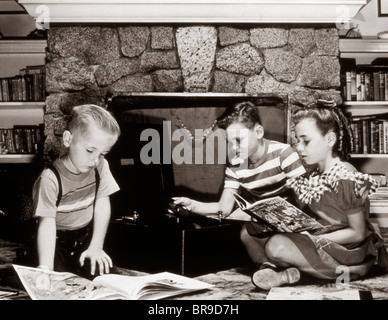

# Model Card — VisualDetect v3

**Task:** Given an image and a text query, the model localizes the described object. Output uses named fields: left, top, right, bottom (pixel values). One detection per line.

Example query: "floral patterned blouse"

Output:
left=287, top=161, right=378, bottom=229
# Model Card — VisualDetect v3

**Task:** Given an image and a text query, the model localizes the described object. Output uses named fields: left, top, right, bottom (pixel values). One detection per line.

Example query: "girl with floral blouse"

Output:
left=252, top=100, right=388, bottom=291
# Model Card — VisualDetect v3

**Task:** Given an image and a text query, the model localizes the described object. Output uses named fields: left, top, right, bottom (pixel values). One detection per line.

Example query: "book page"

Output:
left=12, top=264, right=126, bottom=300
left=249, top=196, right=323, bottom=232
left=266, top=287, right=365, bottom=300
left=225, top=207, right=253, bottom=221
left=233, top=193, right=251, bottom=210
left=13, top=265, right=214, bottom=300
left=93, top=272, right=214, bottom=300
left=233, top=194, right=323, bottom=233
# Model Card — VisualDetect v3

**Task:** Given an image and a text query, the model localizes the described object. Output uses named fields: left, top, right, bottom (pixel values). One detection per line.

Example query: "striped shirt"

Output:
left=33, top=158, right=120, bottom=230
left=225, top=139, right=305, bottom=200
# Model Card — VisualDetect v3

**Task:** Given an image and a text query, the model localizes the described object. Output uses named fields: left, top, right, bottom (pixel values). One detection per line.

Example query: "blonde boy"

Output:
left=33, top=104, right=121, bottom=278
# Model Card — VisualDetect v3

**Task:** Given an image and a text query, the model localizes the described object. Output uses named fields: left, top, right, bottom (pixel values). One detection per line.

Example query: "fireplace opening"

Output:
left=106, top=93, right=289, bottom=224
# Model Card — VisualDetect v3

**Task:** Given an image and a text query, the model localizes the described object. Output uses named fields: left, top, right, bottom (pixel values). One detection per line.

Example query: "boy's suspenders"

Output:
left=46, top=164, right=100, bottom=210
left=46, top=164, right=62, bottom=207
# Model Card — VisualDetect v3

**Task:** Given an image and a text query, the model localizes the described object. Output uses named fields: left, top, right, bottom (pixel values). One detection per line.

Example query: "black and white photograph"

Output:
left=378, top=0, right=388, bottom=17
left=0, top=0, right=388, bottom=312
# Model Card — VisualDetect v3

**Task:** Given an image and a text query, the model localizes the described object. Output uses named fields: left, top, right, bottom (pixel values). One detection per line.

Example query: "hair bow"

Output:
left=315, top=99, right=337, bottom=109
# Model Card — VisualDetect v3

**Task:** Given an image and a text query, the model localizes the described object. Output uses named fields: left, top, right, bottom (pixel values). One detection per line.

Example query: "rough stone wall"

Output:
left=44, top=25, right=342, bottom=161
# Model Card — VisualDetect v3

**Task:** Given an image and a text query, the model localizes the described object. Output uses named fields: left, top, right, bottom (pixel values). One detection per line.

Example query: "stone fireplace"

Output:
left=44, top=24, right=342, bottom=156
left=19, top=0, right=366, bottom=200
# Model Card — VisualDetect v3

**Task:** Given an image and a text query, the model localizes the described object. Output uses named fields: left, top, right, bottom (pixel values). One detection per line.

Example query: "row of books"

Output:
left=368, top=186, right=388, bottom=228
left=0, top=65, right=45, bottom=102
left=350, top=114, right=388, bottom=155
left=344, top=65, right=388, bottom=101
left=0, top=125, right=43, bottom=155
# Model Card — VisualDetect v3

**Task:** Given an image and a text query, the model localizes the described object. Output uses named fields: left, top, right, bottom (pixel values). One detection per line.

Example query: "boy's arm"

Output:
left=36, top=217, right=57, bottom=270
left=282, top=146, right=306, bottom=178
left=79, top=196, right=113, bottom=276
left=174, top=188, right=236, bottom=217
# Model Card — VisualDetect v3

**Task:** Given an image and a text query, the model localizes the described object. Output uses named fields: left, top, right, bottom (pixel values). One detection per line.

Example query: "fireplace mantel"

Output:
left=19, top=0, right=366, bottom=24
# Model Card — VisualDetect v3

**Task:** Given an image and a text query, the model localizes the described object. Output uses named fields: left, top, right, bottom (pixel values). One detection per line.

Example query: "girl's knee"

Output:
left=265, top=234, right=290, bottom=260
left=240, top=225, right=250, bottom=243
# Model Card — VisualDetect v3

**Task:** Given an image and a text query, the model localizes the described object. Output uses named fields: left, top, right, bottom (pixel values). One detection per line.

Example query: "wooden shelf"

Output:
left=339, top=38, right=388, bottom=54
left=350, top=154, right=388, bottom=159
left=0, top=101, right=45, bottom=110
left=0, top=42, right=45, bottom=160
left=0, top=40, right=47, bottom=54
left=0, top=154, right=36, bottom=164
left=343, top=101, right=388, bottom=106
left=342, top=101, right=388, bottom=117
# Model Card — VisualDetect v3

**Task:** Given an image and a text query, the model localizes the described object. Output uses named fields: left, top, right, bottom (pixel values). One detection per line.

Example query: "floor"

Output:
left=1, top=228, right=388, bottom=300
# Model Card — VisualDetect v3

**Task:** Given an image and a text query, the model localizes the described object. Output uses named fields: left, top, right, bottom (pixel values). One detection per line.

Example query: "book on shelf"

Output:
left=373, top=185, right=388, bottom=193
left=368, top=174, right=387, bottom=187
left=12, top=264, right=214, bottom=300
left=266, top=286, right=373, bottom=300
left=0, top=65, right=45, bottom=102
left=350, top=114, right=388, bottom=155
left=368, top=192, right=388, bottom=207
left=368, top=186, right=388, bottom=227
left=345, top=71, right=357, bottom=101
left=368, top=208, right=388, bottom=227
left=343, top=64, right=388, bottom=102
left=0, top=124, right=43, bottom=155
left=369, top=203, right=388, bottom=211
left=369, top=185, right=388, bottom=197
left=231, top=193, right=324, bottom=235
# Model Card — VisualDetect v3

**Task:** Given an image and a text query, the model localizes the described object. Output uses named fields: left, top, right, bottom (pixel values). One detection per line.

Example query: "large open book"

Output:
left=233, top=193, right=324, bottom=234
left=12, top=264, right=214, bottom=300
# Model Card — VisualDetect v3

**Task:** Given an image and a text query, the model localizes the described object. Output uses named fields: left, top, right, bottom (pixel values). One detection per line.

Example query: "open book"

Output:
left=12, top=264, right=214, bottom=300
left=266, top=287, right=373, bottom=300
left=233, top=193, right=324, bottom=234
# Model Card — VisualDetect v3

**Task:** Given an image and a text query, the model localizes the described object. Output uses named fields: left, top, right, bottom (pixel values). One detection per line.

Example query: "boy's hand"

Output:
left=79, top=248, right=113, bottom=276
left=36, top=265, right=51, bottom=291
left=173, top=197, right=194, bottom=211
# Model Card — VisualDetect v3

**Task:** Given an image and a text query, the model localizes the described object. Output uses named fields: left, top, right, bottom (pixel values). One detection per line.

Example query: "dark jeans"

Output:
left=55, top=225, right=118, bottom=280
left=55, top=225, right=93, bottom=278
left=15, top=224, right=117, bottom=280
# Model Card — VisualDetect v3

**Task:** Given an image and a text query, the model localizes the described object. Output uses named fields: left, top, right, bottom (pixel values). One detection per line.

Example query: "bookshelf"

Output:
left=340, top=38, right=388, bottom=228
left=0, top=40, right=46, bottom=231
left=0, top=40, right=46, bottom=164
left=339, top=37, right=388, bottom=179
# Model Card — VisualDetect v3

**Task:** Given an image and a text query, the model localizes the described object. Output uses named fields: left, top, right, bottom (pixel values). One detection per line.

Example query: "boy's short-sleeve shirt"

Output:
left=224, top=139, right=305, bottom=200
left=33, top=158, right=120, bottom=230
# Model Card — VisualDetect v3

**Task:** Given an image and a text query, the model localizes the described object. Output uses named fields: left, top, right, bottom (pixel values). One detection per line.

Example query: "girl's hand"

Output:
left=300, top=231, right=317, bottom=242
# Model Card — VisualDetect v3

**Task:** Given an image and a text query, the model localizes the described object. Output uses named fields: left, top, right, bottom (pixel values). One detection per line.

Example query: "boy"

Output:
left=174, top=101, right=306, bottom=265
left=32, top=104, right=121, bottom=278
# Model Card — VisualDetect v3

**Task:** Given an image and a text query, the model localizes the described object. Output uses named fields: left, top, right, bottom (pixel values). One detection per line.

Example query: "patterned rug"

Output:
left=0, top=239, right=25, bottom=270
left=1, top=235, right=388, bottom=300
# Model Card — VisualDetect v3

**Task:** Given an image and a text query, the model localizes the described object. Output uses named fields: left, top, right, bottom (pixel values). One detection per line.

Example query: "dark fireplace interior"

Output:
left=103, top=93, right=288, bottom=274
left=106, top=93, right=289, bottom=223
